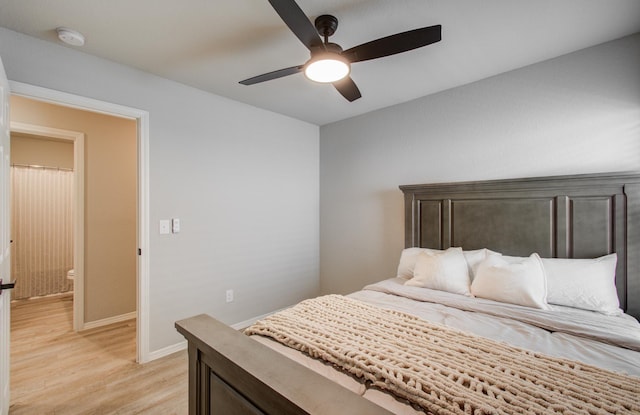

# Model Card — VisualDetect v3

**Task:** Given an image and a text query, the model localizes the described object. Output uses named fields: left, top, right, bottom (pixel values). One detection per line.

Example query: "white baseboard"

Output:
left=147, top=340, right=188, bottom=361
left=231, top=307, right=287, bottom=330
left=145, top=308, right=288, bottom=362
left=81, top=311, right=136, bottom=331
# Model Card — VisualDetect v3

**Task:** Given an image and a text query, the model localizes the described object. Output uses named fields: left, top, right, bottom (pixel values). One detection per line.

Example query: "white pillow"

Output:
left=396, top=247, right=440, bottom=279
left=396, top=247, right=497, bottom=280
left=405, top=247, right=472, bottom=296
left=471, top=253, right=550, bottom=309
left=464, top=249, right=501, bottom=280
left=541, top=254, right=621, bottom=315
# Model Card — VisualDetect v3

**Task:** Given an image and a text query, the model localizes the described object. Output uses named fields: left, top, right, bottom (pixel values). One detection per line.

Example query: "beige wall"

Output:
left=10, top=95, right=137, bottom=323
left=11, top=133, right=74, bottom=169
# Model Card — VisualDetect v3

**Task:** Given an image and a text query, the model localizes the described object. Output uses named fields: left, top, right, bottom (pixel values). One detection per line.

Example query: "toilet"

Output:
left=67, top=269, right=75, bottom=280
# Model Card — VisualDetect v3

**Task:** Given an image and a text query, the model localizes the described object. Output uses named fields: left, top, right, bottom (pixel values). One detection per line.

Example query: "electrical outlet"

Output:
left=225, top=289, right=234, bottom=303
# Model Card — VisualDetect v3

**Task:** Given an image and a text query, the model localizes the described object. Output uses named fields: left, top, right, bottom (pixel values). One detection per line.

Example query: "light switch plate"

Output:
left=172, top=218, right=180, bottom=233
left=159, top=219, right=171, bottom=235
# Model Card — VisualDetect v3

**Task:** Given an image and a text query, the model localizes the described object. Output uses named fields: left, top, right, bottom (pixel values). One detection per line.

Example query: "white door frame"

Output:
left=0, top=55, right=12, bottom=415
left=9, top=81, right=151, bottom=363
left=9, top=123, right=85, bottom=332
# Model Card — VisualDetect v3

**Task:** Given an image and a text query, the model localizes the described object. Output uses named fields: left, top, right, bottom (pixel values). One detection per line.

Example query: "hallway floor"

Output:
left=9, top=293, right=187, bottom=414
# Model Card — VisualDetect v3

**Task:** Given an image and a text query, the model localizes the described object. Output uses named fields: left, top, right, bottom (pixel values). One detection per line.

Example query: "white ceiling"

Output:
left=1, top=0, right=639, bottom=125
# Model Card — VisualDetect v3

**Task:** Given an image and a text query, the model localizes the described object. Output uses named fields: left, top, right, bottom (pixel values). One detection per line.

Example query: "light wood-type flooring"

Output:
left=9, top=293, right=188, bottom=414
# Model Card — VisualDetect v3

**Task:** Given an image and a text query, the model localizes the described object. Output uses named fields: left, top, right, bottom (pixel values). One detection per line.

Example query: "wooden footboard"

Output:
left=175, top=314, right=393, bottom=415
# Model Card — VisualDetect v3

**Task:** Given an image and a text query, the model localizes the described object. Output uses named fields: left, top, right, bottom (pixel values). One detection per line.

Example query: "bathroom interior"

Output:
left=10, top=131, right=75, bottom=303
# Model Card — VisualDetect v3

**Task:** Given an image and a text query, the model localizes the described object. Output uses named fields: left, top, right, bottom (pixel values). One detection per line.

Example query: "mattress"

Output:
left=249, top=278, right=640, bottom=414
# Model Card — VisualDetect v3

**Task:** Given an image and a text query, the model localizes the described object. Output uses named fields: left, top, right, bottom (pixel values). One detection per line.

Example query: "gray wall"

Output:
left=0, top=27, right=320, bottom=353
left=320, top=33, right=640, bottom=295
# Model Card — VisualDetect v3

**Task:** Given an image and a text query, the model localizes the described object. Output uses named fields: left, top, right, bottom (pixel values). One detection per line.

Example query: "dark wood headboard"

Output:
left=400, top=172, right=640, bottom=320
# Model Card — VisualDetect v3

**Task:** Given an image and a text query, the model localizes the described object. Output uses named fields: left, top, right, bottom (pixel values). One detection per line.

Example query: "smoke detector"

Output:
left=56, top=27, right=85, bottom=46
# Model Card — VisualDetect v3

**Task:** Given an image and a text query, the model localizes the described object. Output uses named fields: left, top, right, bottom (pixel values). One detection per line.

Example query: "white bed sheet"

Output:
left=251, top=278, right=640, bottom=414
left=356, top=278, right=640, bottom=375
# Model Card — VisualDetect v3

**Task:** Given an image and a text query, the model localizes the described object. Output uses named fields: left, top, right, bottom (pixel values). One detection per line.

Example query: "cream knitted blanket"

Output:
left=245, top=295, right=640, bottom=415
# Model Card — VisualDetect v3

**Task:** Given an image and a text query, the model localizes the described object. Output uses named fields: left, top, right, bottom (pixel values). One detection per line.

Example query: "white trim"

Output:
left=9, top=83, right=138, bottom=120
left=230, top=307, right=287, bottom=330
left=81, top=312, right=136, bottom=331
left=148, top=309, right=286, bottom=361
left=137, top=111, right=151, bottom=362
left=0, top=56, right=11, bottom=415
left=147, top=340, right=188, bottom=361
left=10, top=122, right=85, bottom=333
left=9, top=81, right=151, bottom=363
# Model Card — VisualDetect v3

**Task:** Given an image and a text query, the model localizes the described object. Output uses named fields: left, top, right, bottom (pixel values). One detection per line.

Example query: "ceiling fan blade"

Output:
left=268, top=0, right=324, bottom=50
left=333, top=77, right=362, bottom=102
left=239, top=65, right=304, bottom=85
left=342, top=25, right=441, bottom=63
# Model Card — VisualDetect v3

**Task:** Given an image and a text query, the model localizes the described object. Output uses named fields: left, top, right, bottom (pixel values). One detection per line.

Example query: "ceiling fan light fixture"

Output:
left=304, top=53, right=350, bottom=83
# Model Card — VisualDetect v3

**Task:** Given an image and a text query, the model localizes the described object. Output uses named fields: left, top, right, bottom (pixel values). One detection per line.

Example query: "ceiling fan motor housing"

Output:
left=311, top=42, right=343, bottom=55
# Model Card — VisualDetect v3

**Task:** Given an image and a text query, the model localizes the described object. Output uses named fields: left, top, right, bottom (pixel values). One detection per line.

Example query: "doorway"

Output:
left=10, top=123, right=84, bottom=330
left=10, top=95, right=137, bottom=333
left=8, top=82, right=150, bottom=363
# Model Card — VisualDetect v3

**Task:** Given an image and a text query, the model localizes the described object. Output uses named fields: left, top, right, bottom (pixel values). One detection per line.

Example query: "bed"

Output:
left=176, top=172, right=640, bottom=415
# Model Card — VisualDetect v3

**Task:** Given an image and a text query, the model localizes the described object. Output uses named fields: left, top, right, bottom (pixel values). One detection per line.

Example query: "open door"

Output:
left=0, top=55, right=12, bottom=415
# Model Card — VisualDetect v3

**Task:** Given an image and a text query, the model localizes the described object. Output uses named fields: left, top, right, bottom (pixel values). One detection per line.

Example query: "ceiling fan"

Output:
left=239, top=0, right=442, bottom=102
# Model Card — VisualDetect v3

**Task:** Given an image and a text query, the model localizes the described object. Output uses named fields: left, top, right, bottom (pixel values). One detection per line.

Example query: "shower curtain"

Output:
left=10, top=165, right=74, bottom=300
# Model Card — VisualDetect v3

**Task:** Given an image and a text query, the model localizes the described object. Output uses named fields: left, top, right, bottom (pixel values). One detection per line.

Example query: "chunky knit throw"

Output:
left=245, top=295, right=640, bottom=415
